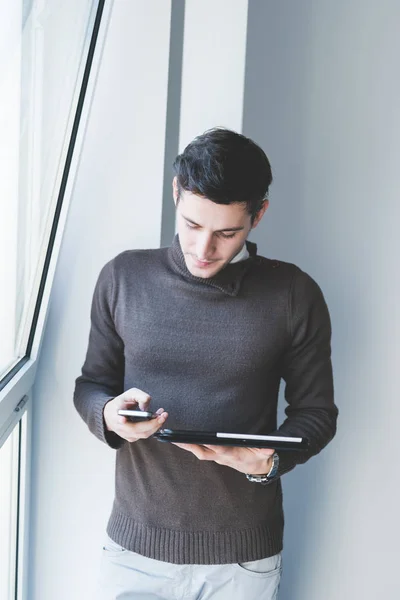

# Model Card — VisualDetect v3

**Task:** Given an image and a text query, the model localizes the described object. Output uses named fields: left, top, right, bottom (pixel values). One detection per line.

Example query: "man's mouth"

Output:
left=192, top=256, right=215, bottom=268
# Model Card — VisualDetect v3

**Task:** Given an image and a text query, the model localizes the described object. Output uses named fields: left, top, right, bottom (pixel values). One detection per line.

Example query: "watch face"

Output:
left=269, top=453, right=279, bottom=477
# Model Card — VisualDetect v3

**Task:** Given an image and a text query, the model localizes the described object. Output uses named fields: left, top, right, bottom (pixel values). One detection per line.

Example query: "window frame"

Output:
left=0, top=0, right=110, bottom=431
left=0, top=1, right=114, bottom=598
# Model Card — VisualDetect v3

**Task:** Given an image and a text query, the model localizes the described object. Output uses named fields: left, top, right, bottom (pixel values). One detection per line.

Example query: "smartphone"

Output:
left=118, top=409, right=155, bottom=423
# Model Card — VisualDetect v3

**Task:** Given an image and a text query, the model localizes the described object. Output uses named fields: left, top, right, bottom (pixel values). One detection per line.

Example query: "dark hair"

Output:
left=173, top=127, right=272, bottom=222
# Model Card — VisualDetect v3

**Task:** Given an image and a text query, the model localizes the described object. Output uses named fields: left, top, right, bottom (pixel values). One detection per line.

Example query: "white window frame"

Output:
left=0, top=2, right=114, bottom=598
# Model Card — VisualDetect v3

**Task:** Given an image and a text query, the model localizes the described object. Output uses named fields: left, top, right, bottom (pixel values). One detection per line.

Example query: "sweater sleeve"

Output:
left=73, top=258, right=125, bottom=449
left=269, top=267, right=338, bottom=481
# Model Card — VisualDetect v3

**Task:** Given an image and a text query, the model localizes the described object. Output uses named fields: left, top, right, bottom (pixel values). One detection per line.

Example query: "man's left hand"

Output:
left=172, top=443, right=275, bottom=475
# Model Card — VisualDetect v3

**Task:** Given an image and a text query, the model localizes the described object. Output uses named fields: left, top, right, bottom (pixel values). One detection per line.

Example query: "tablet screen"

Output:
left=216, top=433, right=303, bottom=443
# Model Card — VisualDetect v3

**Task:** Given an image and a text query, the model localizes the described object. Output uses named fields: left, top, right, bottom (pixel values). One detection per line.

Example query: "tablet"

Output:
left=154, top=429, right=308, bottom=451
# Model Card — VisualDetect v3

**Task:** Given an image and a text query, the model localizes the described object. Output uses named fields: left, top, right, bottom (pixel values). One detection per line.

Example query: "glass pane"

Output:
left=0, top=423, right=20, bottom=600
left=0, top=0, right=99, bottom=377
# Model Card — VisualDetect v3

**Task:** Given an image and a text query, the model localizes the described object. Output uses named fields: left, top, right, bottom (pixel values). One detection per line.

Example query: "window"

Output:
left=0, top=0, right=104, bottom=378
left=0, top=419, right=21, bottom=600
left=0, top=1, right=110, bottom=597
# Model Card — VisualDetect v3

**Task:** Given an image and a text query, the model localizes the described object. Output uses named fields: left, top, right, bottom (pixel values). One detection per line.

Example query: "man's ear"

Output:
left=251, top=200, right=269, bottom=229
left=172, top=176, right=178, bottom=206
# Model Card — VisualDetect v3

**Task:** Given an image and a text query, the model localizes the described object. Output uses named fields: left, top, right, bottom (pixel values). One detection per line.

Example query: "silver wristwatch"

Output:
left=246, top=452, right=279, bottom=485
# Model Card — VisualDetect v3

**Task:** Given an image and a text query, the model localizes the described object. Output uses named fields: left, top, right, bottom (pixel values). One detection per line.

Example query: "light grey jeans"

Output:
left=95, top=534, right=282, bottom=600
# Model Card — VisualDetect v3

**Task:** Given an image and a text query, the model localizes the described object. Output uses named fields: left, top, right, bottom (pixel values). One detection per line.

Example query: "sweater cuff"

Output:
left=93, top=397, right=125, bottom=450
left=275, top=451, right=299, bottom=479
left=261, top=451, right=300, bottom=485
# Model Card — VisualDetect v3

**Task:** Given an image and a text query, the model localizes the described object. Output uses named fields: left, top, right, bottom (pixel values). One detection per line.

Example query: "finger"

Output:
left=120, top=387, right=151, bottom=410
left=172, top=443, right=215, bottom=461
left=203, top=444, right=230, bottom=454
left=126, top=411, right=168, bottom=435
left=203, top=445, right=244, bottom=462
left=252, top=447, right=275, bottom=457
left=136, top=398, right=152, bottom=411
left=116, top=412, right=167, bottom=441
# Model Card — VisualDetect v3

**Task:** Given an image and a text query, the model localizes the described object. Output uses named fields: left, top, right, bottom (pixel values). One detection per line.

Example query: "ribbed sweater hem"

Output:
left=106, top=509, right=284, bottom=565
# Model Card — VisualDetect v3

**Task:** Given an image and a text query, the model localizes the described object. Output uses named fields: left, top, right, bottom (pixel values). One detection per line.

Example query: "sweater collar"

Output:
left=168, top=234, right=258, bottom=297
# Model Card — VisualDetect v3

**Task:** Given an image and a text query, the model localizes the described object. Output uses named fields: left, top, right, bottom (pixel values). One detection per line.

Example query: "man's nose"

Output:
left=196, top=233, right=215, bottom=259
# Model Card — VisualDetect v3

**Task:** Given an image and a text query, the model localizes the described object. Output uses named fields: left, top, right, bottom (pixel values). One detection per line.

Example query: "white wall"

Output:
left=29, top=2, right=253, bottom=597
left=243, top=1, right=400, bottom=599
left=29, top=1, right=400, bottom=599
left=179, top=0, right=248, bottom=149
left=29, top=1, right=171, bottom=598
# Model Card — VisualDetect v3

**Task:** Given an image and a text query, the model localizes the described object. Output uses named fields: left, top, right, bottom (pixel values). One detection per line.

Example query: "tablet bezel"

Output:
left=154, top=429, right=309, bottom=451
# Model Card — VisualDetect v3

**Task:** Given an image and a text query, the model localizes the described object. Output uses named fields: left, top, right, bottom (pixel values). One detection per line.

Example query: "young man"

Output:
left=74, top=128, right=337, bottom=600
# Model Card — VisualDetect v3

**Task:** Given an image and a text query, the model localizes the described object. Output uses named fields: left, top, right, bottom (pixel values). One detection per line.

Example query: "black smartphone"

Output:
left=118, top=409, right=155, bottom=423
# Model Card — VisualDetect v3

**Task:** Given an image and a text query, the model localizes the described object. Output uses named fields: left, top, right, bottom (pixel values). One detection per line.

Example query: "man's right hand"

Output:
left=103, top=387, right=168, bottom=443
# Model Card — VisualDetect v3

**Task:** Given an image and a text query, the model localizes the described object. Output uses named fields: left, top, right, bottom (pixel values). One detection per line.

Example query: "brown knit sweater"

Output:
left=73, top=235, right=337, bottom=564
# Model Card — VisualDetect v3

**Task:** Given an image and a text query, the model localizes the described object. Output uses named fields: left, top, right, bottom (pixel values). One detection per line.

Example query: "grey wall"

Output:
left=179, top=0, right=248, bottom=150
left=160, top=0, right=185, bottom=248
left=243, top=1, right=400, bottom=599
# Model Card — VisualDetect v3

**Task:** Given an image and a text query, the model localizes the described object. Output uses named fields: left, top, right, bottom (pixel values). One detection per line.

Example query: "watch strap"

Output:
left=246, top=452, right=279, bottom=484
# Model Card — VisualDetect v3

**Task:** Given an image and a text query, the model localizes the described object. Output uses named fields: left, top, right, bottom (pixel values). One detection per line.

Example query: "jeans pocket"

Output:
left=236, top=552, right=282, bottom=579
left=102, top=534, right=127, bottom=556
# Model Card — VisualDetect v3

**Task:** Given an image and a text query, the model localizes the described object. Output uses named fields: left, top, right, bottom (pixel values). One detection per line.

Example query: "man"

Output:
left=74, top=128, right=337, bottom=599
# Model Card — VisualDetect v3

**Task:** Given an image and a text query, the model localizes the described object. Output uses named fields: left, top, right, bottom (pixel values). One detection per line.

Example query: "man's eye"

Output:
left=219, top=232, right=236, bottom=239
left=184, top=222, right=236, bottom=239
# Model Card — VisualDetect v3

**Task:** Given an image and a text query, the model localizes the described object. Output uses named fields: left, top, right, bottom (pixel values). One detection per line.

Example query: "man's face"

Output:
left=173, top=178, right=268, bottom=279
